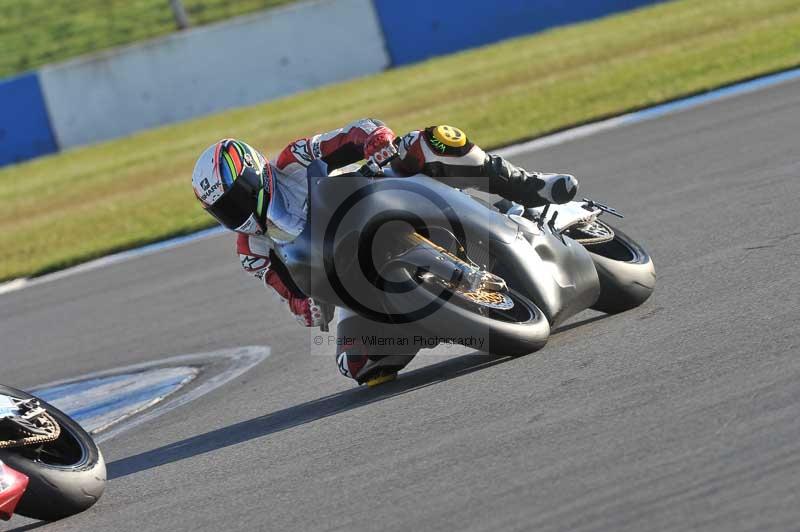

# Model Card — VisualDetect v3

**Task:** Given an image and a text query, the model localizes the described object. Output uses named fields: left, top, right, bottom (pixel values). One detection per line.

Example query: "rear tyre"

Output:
left=0, top=385, right=106, bottom=521
left=582, top=223, right=656, bottom=313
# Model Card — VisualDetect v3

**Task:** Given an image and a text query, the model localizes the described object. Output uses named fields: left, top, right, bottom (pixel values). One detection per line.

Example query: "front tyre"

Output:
left=579, top=223, right=656, bottom=313
left=0, top=385, right=106, bottom=521
left=381, top=267, right=551, bottom=357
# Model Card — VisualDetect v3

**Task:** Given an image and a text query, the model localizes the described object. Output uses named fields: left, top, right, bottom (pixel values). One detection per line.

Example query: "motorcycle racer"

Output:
left=191, top=119, right=578, bottom=382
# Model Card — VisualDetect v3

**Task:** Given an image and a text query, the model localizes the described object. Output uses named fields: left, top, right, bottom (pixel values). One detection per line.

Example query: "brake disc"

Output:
left=453, top=287, right=515, bottom=310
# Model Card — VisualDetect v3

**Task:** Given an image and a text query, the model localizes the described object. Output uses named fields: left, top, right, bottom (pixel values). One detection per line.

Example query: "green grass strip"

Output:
left=1, top=0, right=799, bottom=281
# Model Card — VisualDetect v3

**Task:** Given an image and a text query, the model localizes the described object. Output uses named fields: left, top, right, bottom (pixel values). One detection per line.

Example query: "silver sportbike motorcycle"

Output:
left=271, top=159, right=655, bottom=377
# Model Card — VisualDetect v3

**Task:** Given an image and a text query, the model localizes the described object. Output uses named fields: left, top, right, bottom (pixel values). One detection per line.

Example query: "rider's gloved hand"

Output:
left=265, top=270, right=327, bottom=327
left=364, top=126, right=398, bottom=173
left=364, top=126, right=396, bottom=160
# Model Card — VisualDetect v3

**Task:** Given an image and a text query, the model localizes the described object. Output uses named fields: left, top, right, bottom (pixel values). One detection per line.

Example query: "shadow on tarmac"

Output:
left=7, top=523, right=47, bottom=531
left=107, top=351, right=511, bottom=480
left=107, top=313, right=608, bottom=480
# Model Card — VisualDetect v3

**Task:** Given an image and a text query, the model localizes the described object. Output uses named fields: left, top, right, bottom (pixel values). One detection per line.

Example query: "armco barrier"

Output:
left=37, top=0, right=389, bottom=149
left=0, top=73, right=58, bottom=166
left=373, top=0, right=664, bottom=66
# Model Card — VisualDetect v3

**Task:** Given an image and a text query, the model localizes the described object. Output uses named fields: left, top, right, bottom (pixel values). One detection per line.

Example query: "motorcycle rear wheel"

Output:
left=0, top=385, right=106, bottom=521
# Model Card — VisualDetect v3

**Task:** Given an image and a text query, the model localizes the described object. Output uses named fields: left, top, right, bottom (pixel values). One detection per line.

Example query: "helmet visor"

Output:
left=206, top=166, right=266, bottom=232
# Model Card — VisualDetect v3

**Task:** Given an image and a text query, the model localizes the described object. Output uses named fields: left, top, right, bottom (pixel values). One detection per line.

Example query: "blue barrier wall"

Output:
left=0, top=73, right=57, bottom=166
left=373, top=0, right=665, bottom=66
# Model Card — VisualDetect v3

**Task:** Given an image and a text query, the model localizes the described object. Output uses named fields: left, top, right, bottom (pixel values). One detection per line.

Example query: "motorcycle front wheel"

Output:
left=380, top=266, right=551, bottom=357
left=580, top=222, right=656, bottom=314
left=0, top=385, right=106, bottom=521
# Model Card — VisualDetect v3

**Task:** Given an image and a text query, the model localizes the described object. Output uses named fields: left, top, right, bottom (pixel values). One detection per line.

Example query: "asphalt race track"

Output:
left=3, top=78, right=799, bottom=532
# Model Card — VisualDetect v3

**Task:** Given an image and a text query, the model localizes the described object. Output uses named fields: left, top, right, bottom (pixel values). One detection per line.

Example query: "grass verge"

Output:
left=1, top=0, right=799, bottom=281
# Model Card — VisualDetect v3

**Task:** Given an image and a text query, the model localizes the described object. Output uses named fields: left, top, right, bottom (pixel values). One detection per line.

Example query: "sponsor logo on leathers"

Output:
left=291, top=140, right=314, bottom=166
left=240, top=254, right=268, bottom=273
left=337, top=352, right=353, bottom=378
left=398, top=131, right=420, bottom=159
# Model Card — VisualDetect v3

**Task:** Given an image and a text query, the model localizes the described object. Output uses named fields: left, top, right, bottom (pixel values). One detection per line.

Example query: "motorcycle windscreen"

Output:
left=265, top=171, right=308, bottom=244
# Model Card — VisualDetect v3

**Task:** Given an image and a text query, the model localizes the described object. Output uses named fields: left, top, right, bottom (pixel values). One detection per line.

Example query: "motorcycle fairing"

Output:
left=278, top=161, right=600, bottom=327
left=278, top=164, right=518, bottom=304
left=492, top=222, right=600, bottom=326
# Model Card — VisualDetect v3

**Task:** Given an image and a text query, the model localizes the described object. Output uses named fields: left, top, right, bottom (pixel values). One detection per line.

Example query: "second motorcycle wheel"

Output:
left=0, top=385, right=106, bottom=521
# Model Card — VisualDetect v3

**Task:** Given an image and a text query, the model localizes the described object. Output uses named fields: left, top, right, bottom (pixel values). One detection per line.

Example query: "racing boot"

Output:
left=335, top=310, right=419, bottom=386
left=337, top=349, right=412, bottom=386
left=363, top=370, right=398, bottom=388
left=484, top=154, right=578, bottom=208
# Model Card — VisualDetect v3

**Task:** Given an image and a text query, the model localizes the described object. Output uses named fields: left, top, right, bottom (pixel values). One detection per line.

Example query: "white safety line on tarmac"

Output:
left=37, top=366, right=200, bottom=434
left=497, top=67, right=800, bottom=158
left=2, top=66, right=799, bottom=297
left=32, top=346, right=270, bottom=443
left=0, top=226, right=226, bottom=296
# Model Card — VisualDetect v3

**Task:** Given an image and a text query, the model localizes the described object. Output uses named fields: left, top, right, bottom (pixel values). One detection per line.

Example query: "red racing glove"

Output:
left=363, top=126, right=398, bottom=170
left=265, top=270, right=326, bottom=327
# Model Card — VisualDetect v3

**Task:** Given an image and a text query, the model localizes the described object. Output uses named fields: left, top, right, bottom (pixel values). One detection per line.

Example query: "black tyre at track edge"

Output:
left=0, top=385, right=106, bottom=521
left=585, top=224, right=656, bottom=314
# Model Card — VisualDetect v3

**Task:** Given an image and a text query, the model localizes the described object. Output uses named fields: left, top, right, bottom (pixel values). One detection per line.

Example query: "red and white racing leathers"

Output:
left=236, top=118, right=390, bottom=326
